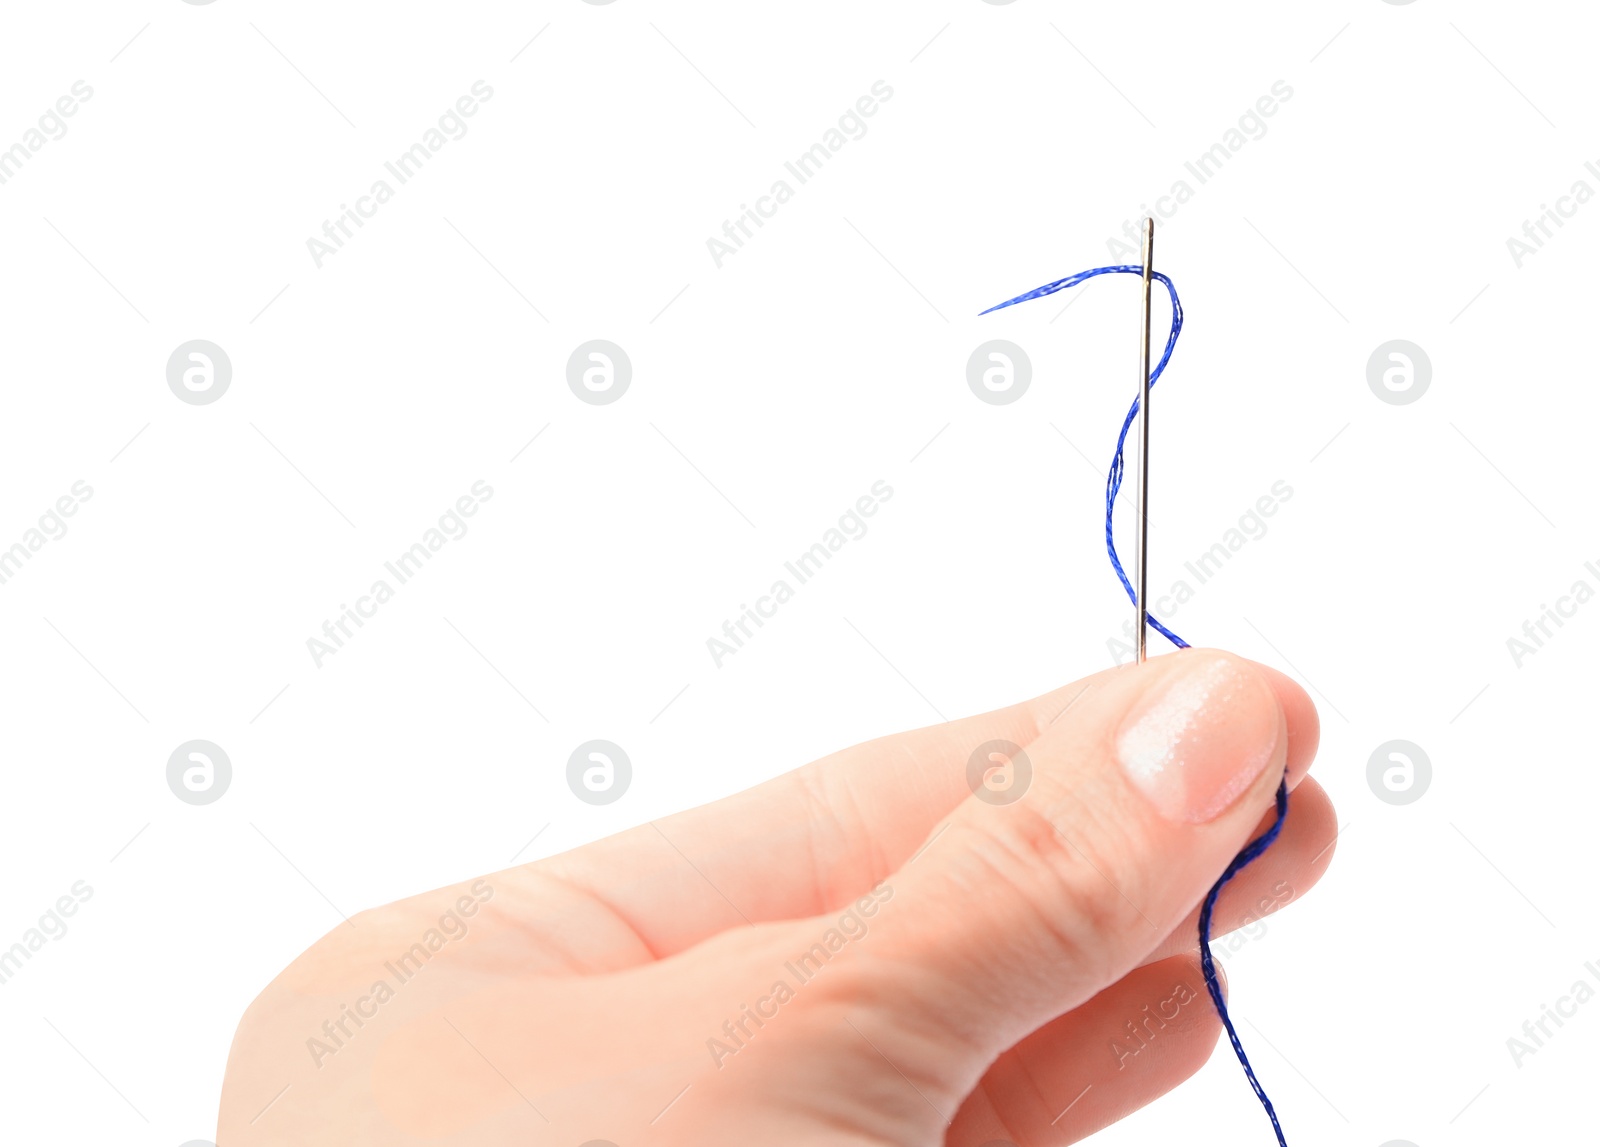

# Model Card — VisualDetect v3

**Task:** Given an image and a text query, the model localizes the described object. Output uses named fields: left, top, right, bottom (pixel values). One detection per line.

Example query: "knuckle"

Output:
left=953, top=802, right=1147, bottom=986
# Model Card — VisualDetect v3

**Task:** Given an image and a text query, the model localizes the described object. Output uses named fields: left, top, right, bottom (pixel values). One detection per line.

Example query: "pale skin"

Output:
left=219, top=648, right=1333, bottom=1145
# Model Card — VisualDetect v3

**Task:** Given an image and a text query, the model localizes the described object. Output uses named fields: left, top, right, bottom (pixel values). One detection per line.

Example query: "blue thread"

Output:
left=983, top=266, right=1292, bottom=1145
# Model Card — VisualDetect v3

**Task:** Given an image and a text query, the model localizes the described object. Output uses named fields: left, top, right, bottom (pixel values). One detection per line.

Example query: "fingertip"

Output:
left=1115, top=649, right=1286, bottom=825
left=1250, top=661, right=1320, bottom=787
left=1291, top=774, right=1339, bottom=882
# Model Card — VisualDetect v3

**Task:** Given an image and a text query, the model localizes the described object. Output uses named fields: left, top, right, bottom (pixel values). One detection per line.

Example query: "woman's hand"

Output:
left=219, top=647, right=1332, bottom=1145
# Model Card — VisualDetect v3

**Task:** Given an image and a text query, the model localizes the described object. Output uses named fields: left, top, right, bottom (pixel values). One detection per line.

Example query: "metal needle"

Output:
left=1135, top=217, right=1154, bottom=664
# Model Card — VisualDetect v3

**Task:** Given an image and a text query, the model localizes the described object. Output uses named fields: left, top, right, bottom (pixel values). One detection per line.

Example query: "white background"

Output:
left=0, top=1, right=1592, bottom=1143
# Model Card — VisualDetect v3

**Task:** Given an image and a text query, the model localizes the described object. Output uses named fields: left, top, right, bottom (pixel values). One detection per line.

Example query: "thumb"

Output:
left=845, top=648, right=1290, bottom=1094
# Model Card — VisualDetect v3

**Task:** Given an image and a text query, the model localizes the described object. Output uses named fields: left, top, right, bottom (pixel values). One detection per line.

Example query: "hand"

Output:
left=219, top=648, right=1332, bottom=1145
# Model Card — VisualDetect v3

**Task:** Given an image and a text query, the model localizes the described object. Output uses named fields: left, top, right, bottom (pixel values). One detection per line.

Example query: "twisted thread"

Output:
left=982, top=266, right=1292, bottom=1144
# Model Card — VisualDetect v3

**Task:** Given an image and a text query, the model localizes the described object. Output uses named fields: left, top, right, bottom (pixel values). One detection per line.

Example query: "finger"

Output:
left=517, top=655, right=1317, bottom=962
left=1256, top=663, right=1320, bottom=793
left=1139, top=774, right=1337, bottom=968
left=950, top=953, right=1223, bottom=1145
left=950, top=780, right=1335, bottom=1144
left=822, top=649, right=1294, bottom=1113
left=954, top=785, right=1337, bottom=1146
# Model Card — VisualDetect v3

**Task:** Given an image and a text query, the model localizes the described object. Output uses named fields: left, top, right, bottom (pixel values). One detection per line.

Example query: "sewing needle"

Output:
left=1135, top=217, right=1154, bottom=664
